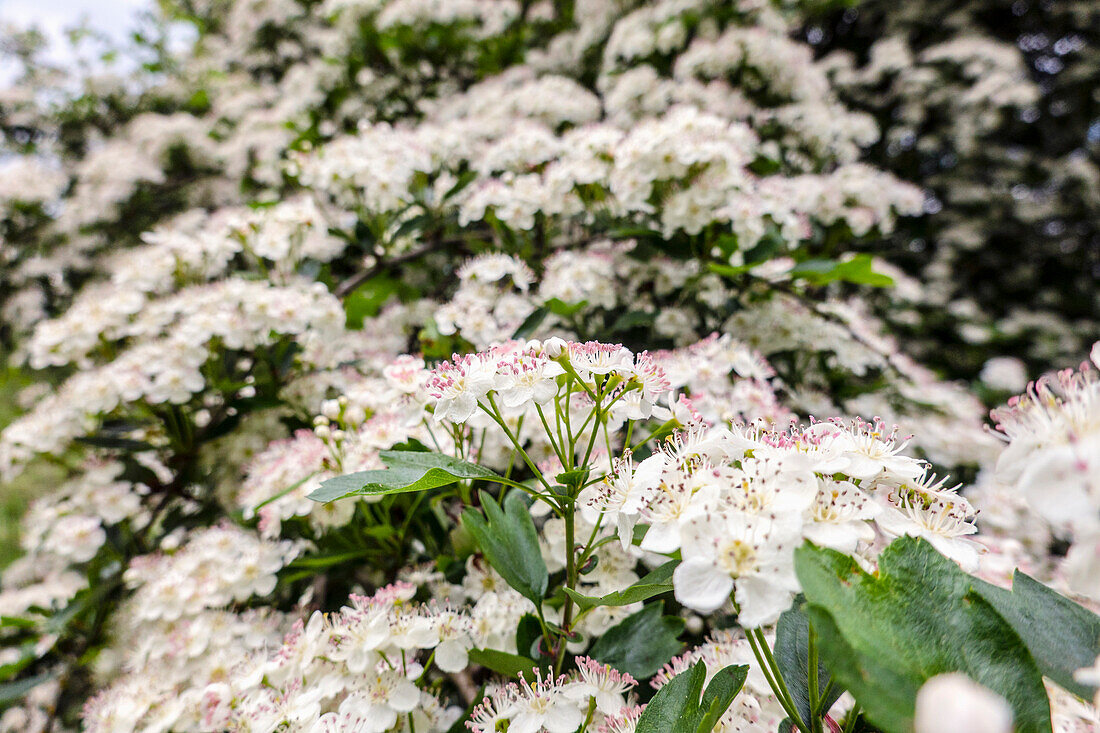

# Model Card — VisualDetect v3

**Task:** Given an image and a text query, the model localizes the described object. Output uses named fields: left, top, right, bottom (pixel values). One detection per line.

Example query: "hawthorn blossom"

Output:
left=428, top=353, right=499, bottom=423
left=914, top=674, right=1013, bottom=733
left=877, top=472, right=982, bottom=572
left=675, top=512, right=802, bottom=626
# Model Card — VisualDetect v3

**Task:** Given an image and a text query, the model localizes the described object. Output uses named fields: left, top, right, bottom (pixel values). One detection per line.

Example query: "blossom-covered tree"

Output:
left=0, top=0, right=1097, bottom=731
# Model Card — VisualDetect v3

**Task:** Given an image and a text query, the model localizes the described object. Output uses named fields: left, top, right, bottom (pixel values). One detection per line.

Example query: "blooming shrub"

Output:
left=0, top=0, right=1097, bottom=731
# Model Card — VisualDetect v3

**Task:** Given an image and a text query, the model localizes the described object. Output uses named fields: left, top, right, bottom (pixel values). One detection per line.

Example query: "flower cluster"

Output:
left=583, top=418, right=977, bottom=626
left=989, top=346, right=1100, bottom=601
left=468, top=659, right=637, bottom=733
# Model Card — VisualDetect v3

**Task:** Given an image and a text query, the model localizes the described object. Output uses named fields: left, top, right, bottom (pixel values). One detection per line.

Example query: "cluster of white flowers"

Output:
left=435, top=255, right=537, bottom=350
left=584, top=418, right=978, bottom=627
left=989, top=344, right=1100, bottom=601
left=427, top=338, right=670, bottom=427
left=468, top=658, right=637, bottom=733
left=19, top=460, right=148, bottom=564
left=195, top=582, right=468, bottom=732
left=123, top=525, right=302, bottom=621
left=0, top=279, right=344, bottom=479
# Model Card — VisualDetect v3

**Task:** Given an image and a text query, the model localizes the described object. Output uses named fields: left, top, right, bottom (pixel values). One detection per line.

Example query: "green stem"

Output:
left=816, top=680, right=836, bottom=717
left=556, top=499, right=577, bottom=675
left=535, top=403, right=567, bottom=465
left=758, top=629, right=803, bottom=718
left=747, top=629, right=807, bottom=732
left=808, top=626, right=823, bottom=733
left=843, top=704, right=861, bottom=733
left=480, top=397, right=554, bottom=494
left=576, top=697, right=596, bottom=733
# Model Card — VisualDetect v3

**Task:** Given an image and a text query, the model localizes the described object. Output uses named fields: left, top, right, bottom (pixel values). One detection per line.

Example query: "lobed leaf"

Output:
left=308, top=451, right=502, bottom=503
left=564, top=559, right=678, bottom=612
left=635, top=661, right=748, bottom=733
left=796, top=537, right=1052, bottom=733
left=588, top=601, right=685, bottom=679
left=975, top=570, right=1100, bottom=699
left=461, top=490, right=548, bottom=607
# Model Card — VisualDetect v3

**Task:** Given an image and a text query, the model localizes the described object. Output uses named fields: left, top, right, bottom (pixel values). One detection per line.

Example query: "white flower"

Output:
left=803, top=478, right=879, bottom=553
left=674, top=512, right=801, bottom=627
left=581, top=450, right=666, bottom=548
left=565, top=341, right=635, bottom=378
left=494, top=351, right=565, bottom=412
left=914, top=673, right=1013, bottom=733
left=563, top=657, right=637, bottom=715
left=876, top=472, right=982, bottom=572
left=1063, top=528, right=1100, bottom=602
left=427, top=353, right=498, bottom=423
left=504, top=671, right=587, bottom=733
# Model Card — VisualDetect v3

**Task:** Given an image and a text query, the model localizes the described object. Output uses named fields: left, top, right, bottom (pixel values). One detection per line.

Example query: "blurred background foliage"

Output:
left=801, top=0, right=1100, bottom=379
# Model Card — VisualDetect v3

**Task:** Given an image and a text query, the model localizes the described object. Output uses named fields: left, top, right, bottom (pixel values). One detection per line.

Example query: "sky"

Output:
left=0, top=0, right=151, bottom=84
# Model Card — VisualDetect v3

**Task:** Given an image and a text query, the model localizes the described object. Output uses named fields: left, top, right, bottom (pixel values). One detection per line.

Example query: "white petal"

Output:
left=434, top=640, right=469, bottom=673
left=388, top=678, right=420, bottom=712
left=545, top=701, right=586, bottom=732
left=735, top=575, right=795, bottom=628
left=674, top=558, right=734, bottom=613
left=640, top=521, right=681, bottom=553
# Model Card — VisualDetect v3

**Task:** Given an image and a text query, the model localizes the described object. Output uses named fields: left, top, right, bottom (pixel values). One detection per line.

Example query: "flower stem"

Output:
left=747, top=628, right=807, bottom=732
left=557, top=497, right=577, bottom=675
left=808, top=626, right=824, bottom=733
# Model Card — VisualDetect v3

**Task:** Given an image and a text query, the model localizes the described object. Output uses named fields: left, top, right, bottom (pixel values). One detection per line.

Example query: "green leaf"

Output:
left=635, top=661, right=748, bottom=733
left=607, top=226, right=664, bottom=241
left=796, top=538, right=1052, bottom=733
left=775, top=599, right=843, bottom=724
left=588, top=601, right=684, bottom=679
left=285, top=548, right=372, bottom=569
left=564, top=560, right=678, bottom=611
left=544, top=297, right=587, bottom=317
left=512, top=306, right=548, bottom=339
left=0, top=616, right=37, bottom=630
left=975, top=571, right=1100, bottom=699
left=695, top=664, right=751, bottom=733
left=0, top=672, right=54, bottom=706
left=636, top=661, right=707, bottom=733
left=308, top=451, right=502, bottom=503
left=0, top=642, right=38, bottom=681
left=461, top=490, right=548, bottom=607
left=516, top=614, right=545, bottom=659
left=554, top=467, right=590, bottom=491
left=344, top=275, right=400, bottom=328
left=467, top=648, right=541, bottom=679
left=708, top=262, right=758, bottom=278
left=789, top=254, right=894, bottom=288
left=610, top=310, right=655, bottom=332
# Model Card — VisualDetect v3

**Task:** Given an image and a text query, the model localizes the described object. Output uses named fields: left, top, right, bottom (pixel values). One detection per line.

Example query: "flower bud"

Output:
left=915, top=673, right=1012, bottom=733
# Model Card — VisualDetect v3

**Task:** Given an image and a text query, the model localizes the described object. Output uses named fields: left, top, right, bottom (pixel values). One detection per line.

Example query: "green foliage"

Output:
left=467, top=648, right=542, bottom=679
left=308, top=450, right=502, bottom=503
left=796, top=538, right=1052, bottom=733
left=515, top=614, right=545, bottom=660
left=775, top=599, right=843, bottom=726
left=461, top=490, right=548, bottom=607
left=974, top=571, right=1100, bottom=699
left=635, top=661, right=749, bottom=733
left=563, top=559, right=677, bottom=612
left=343, top=274, right=402, bottom=328
left=587, top=601, right=685, bottom=680
left=789, top=254, right=895, bottom=287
